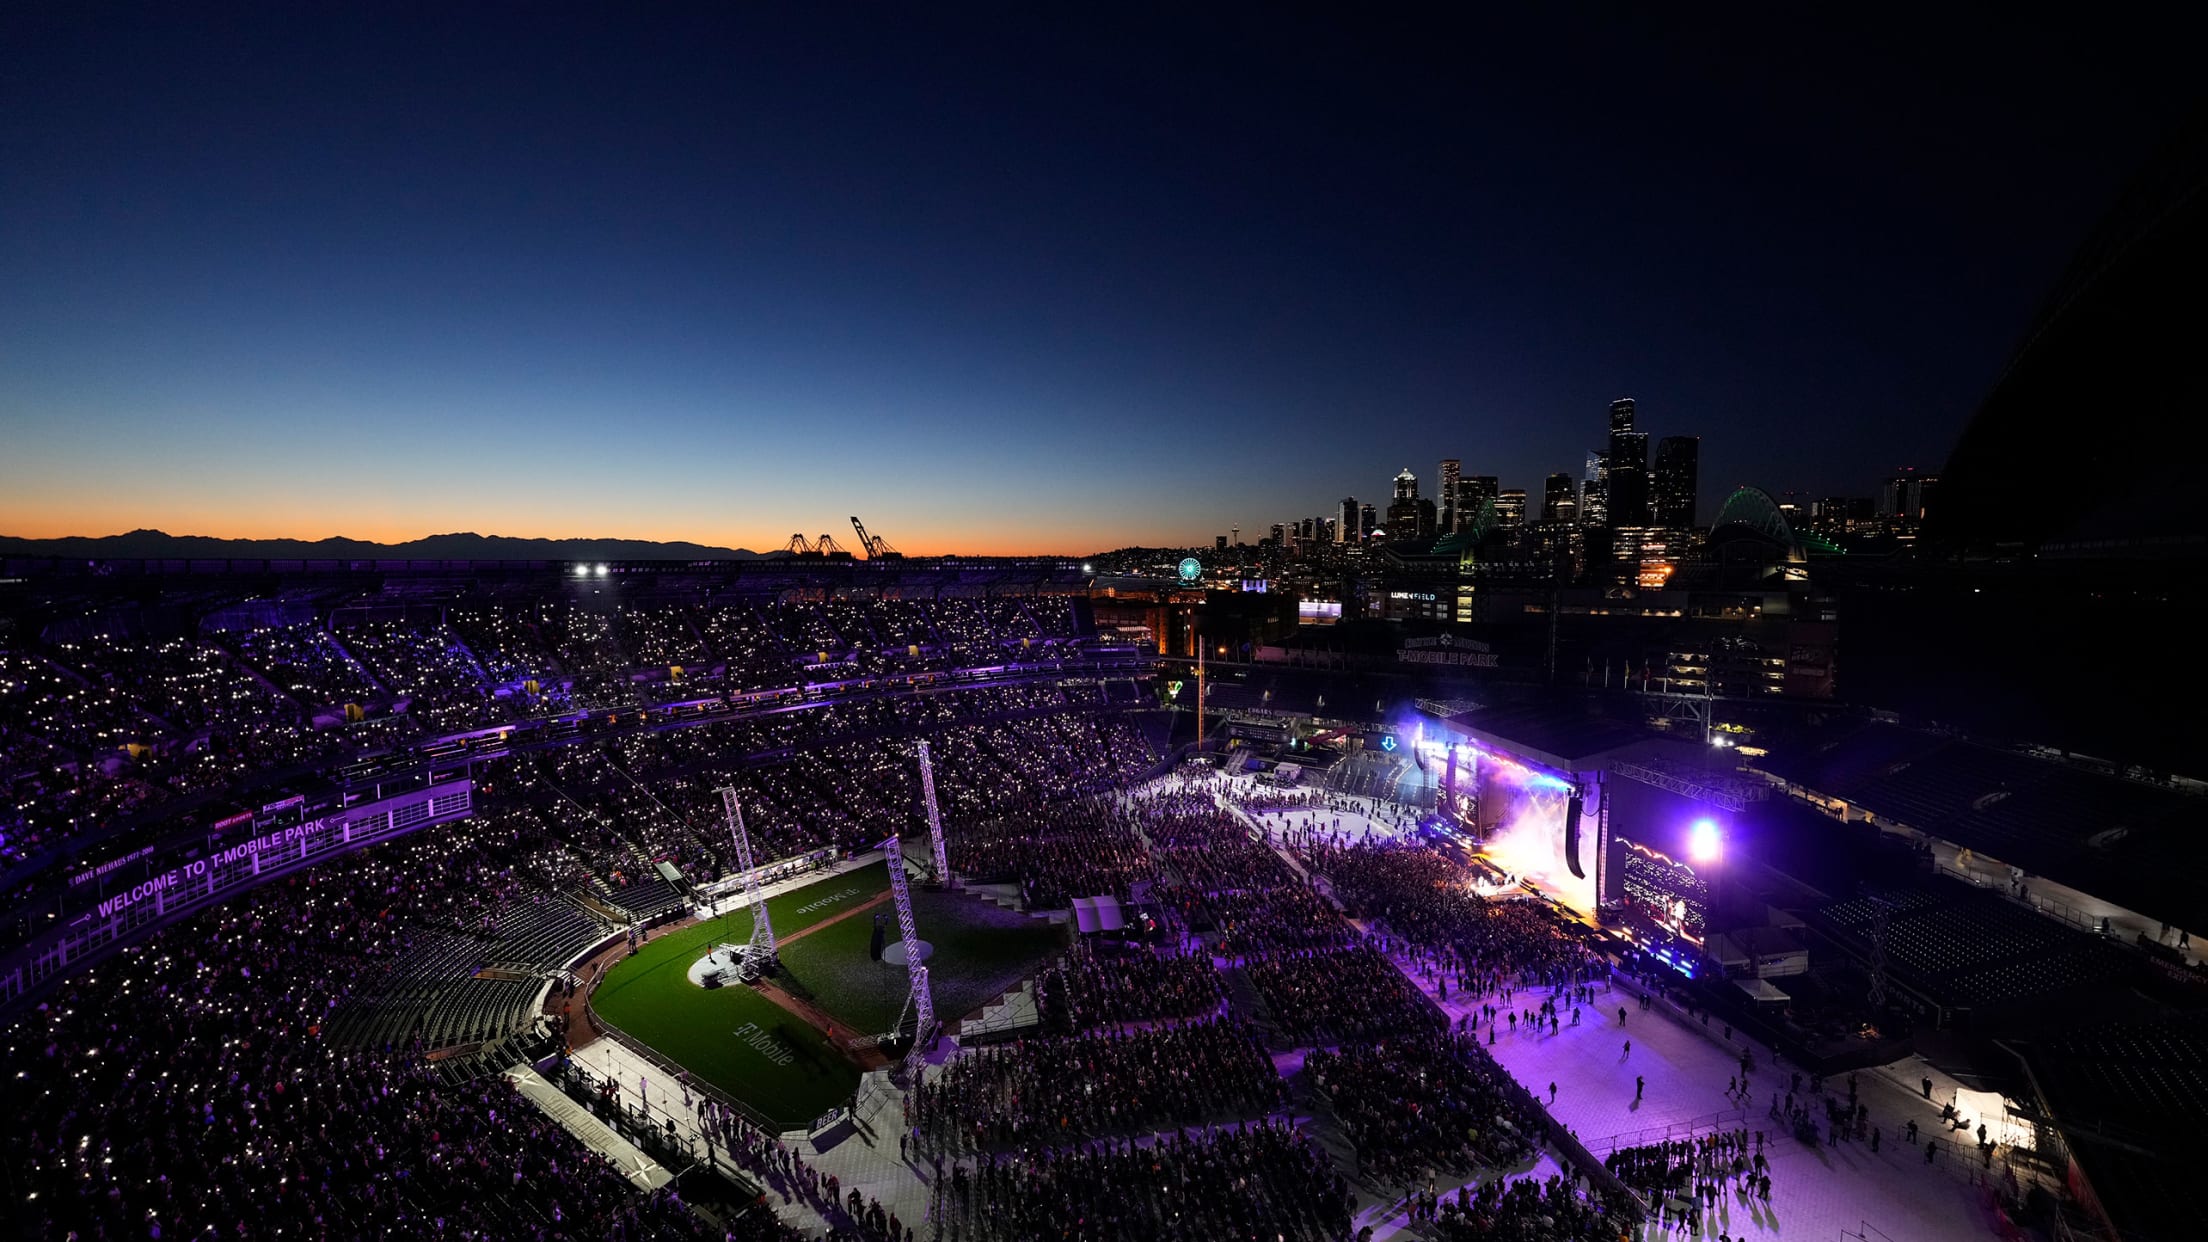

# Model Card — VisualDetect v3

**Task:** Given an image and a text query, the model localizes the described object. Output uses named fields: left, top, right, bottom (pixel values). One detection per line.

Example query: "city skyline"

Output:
left=2, top=8, right=2197, bottom=554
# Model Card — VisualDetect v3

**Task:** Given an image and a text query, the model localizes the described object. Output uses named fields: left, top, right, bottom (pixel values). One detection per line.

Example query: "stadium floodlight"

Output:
left=1689, top=818, right=1722, bottom=864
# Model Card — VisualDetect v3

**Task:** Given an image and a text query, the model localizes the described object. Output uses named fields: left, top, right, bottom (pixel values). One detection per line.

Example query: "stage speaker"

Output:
left=1564, top=791, right=1586, bottom=879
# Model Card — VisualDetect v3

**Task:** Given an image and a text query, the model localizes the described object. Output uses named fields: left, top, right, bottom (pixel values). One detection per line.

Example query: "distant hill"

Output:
left=0, top=529, right=770, bottom=561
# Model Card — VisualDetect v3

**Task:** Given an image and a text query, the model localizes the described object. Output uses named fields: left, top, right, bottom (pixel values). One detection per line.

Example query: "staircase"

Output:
left=951, top=981, right=1040, bottom=1045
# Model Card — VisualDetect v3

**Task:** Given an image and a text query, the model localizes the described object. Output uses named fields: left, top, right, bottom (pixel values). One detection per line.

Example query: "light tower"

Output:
left=881, top=834, right=937, bottom=1048
left=915, top=740, right=951, bottom=884
left=714, top=788, right=776, bottom=975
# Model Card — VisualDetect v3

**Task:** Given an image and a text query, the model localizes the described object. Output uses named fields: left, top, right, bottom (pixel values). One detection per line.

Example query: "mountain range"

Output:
left=0, top=529, right=769, bottom=561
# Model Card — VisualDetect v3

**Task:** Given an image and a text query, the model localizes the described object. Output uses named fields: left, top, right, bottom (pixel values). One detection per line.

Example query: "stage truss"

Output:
left=881, top=834, right=937, bottom=1048
left=916, top=740, right=951, bottom=884
left=711, top=788, right=777, bottom=979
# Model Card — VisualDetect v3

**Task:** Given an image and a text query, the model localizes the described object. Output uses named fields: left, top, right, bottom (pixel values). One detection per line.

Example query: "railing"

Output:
left=1590, top=1106, right=1750, bottom=1153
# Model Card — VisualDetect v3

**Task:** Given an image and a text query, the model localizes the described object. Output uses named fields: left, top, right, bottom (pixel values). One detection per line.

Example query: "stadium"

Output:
left=4, top=542, right=2199, bottom=1242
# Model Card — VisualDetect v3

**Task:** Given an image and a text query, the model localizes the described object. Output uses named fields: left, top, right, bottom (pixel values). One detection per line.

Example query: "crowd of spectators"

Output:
left=2, top=851, right=722, bottom=1240
left=947, top=794, right=1159, bottom=910
left=1033, top=941, right=1223, bottom=1034
left=1244, top=944, right=1448, bottom=1047
left=929, top=1120, right=1352, bottom=1242
left=1305, top=1032, right=1540, bottom=1188
left=1604, top=1131, right=1771, bottom=1231
left=1302, top=839, right=1607, bottom=991
left=0, top=589, right=1124, bottom=876
left=1426, top=1172, right=1637, bottom=1241
left=910, top=1018, right=1285, bottom=1150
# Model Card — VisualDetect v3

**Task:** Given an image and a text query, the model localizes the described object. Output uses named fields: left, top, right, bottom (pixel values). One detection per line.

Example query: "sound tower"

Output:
left=1564, top=790, right=1586, bottom=879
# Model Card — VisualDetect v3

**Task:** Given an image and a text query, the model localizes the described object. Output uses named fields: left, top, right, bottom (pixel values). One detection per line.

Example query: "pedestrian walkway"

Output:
left=1395, top=963, right=2003, bottom=1240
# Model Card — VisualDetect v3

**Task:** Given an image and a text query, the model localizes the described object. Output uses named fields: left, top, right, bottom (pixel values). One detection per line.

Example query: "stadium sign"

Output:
left=94, top=823, right=331, bottom=920
left=68, top=844, right=156, bottom=888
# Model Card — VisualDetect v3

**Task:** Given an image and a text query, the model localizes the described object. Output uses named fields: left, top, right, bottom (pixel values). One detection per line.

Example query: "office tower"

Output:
left=1359, top=503, right=1377, bottom=540
left=1606, top=397, right=1650, bottom=527
left=1339, top=497, right=1358, bottom=543
left=1653, top=435, right=1700, bottom=527
left=1386, top=488, right=1421, bottom=537
left=1882, top=471, right=1939, bottom=522
left=1394, top=467, right=1419, bottom=501
left=1215, top=534, right=1228, bottom=550
left=1458, top=475, right=1499, bottom=528
left=1299, top=516, right=1317, bottom=544
left=1269, top=522, right=1286, bottom=546
left=1496, top=488, right=1527, bottom=528
left=1581, top=450, right=1610, bottom=527
left=1438, top=458, right=1461, bottom=531
left=1543, top=472, right=1578, bottom=523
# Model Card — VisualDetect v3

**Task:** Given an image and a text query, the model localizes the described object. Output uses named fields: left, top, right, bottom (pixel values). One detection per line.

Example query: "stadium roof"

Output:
left=1429, top=700, right=1665, bottom=772
left=1756, top=721, right=2208, bottom=930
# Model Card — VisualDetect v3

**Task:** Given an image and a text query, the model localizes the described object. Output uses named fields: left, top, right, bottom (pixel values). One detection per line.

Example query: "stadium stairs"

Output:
left=947, top=980, right=1041, bottom=1045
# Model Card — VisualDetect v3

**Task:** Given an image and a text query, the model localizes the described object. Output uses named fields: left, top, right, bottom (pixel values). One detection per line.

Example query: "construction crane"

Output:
left=813, top=533, right=852, bottom=559
left=849, top=515, right=903, bottom=559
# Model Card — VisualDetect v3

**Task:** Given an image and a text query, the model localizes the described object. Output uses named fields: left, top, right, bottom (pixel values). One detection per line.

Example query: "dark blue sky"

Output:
left=3, top=6, right=2200, bottom=552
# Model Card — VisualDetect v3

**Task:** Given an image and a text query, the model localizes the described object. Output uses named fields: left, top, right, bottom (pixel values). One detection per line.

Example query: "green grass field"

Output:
left=591, top=862, right=890, bottom=1127
left=591, top=860, right=1066, bottom=1129
left=779, top=887, right=1069, bottom=1033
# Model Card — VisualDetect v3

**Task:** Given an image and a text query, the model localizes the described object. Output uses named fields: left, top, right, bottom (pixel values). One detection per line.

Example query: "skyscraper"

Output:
left=1543, top=472, right=1578, bottom=523
left=1495, top=488, right=1527, bottom=528
left=1581, top=450, right=1610, bottom=527
left=1653, top=435, right=1700, bottom=528
left=1359, top=503, right=1377, bottom=540
left=1339, top=497, right=1358, bottom=543
left=1437, top=458, right=1462, bottom=531
left=1881, top=471, right=1939, bottom=522
left=1606, top=398, right=1649, bottom=526
left=1459, top=475, right=1499, bottom=528
left=1393, top=468, right=1419, bottom=501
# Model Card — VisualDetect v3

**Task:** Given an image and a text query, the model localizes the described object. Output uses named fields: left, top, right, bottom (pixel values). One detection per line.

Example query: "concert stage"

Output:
left=1414, top=703, right=1745, bottom=940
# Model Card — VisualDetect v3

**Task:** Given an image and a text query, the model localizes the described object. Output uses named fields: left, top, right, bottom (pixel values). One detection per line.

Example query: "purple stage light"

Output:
left=1689, top=818, right=1722, bottom=864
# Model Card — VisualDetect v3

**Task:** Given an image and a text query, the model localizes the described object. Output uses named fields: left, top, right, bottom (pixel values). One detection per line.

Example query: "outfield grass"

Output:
left=590, top=862, right=889, bottom=1127
left=780, top=887, right=1068, bottom=1033
left=592, top=861, right=1066, bottom=1126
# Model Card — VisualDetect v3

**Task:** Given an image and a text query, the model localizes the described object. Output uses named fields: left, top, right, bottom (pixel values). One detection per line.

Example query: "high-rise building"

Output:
left=1359, top=503, right=1377, bottom=540
left=1215, top=534, right=1228, bottom=550
left=1458, top=475, right=1499, bottom=528
left=1543, top=472, right=1578, bottom=523
left=1881, top=471, right=1939, bottom=523
left=1604, top=398, right=1648, bottom=526
left=1339, top=497, right=1358, bottom=543
left=1652, top=435, right=1700, bottom=528
left=1581, top=450, right=1610, bottom=527
left=1393, top=468, right=1419, bottom=501
left=1437, top=458, right=1462, bottom=531
left=1495, top=488, right=1527, bottom=528
left=1269, top=522, right=1286, bottom=546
